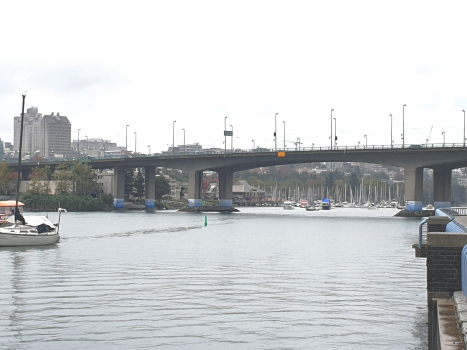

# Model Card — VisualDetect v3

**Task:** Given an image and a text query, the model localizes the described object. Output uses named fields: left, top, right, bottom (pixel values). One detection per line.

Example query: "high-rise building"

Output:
left=13, top=107, right=42, bottom=155
left=42, top=113, right=72, bottom=157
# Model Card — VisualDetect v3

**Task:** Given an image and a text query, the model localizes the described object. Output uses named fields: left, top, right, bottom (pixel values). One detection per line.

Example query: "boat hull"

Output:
left=0, top=233, right=60, bottom=246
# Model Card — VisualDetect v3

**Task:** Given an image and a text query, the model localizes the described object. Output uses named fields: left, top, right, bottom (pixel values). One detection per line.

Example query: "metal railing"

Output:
left=439, top=207, right=467, bottom=217
left=437, top=208, right=467, bottom=233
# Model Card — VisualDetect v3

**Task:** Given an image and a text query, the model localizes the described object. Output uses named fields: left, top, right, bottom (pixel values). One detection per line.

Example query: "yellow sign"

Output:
left=278, top=151, right=286, bottom=157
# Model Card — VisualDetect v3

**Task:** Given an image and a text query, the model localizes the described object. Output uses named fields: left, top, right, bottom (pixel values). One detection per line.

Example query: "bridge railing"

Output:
left=4, top=142, right=467, bottom=163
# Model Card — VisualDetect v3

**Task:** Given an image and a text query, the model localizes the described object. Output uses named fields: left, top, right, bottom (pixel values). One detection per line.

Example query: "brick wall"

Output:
left=427, top=246, right=463, bottom=293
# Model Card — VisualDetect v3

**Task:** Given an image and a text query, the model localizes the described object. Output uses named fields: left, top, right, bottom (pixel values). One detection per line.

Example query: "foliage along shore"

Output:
left=21, top=193, right=114, bottom=212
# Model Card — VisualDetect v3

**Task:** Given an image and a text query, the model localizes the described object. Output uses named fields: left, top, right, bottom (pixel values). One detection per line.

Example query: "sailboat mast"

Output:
left=15, top=94, right=26, bottom=211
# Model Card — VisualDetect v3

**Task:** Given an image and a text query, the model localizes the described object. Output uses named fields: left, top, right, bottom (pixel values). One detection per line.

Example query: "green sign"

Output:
left=224, top=131, right=233, bottom=136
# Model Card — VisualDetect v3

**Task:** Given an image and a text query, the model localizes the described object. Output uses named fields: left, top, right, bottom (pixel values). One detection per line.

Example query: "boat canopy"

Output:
left=6, top=215, right=55, bottom=229
left=323, top=198, right=330, bottom=203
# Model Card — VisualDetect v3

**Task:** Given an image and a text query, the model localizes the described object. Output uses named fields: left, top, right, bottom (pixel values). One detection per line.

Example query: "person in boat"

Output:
left=13, top=207, right=26, bottom=225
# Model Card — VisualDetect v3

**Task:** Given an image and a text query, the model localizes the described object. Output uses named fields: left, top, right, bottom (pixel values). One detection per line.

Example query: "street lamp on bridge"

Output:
left=85, top=135, right=89, bottom=157
left=364, top=134, right=367, bottom=149
left=182, top=128, right=185, bottom=151
left=148, top=145, right=151, bottom=155
left=283, top=121, right=286, bottom=150
left=442, top=131, right=446, bottom=147
left=390, top=113, right=393, bottom=148
left=274, top=113, right=278, bottom=151
left=297, top=137, right=301, bottom=151
left=173, top=120, right=176, bottom=155
left=252, top=139, right=255, bottom=150
left=330, top=109, right=334, bottom=150
left=224, top=116, right=228, bottom=154
left=402, top=104, right=406, bottom=148
left=77, top=128, right=81, bottom=158
left=357, top=141, right=360, bottom=149
left=333, top=117, right=337, bottom=149
left=125, top=125, right=129, bottom=155
left=230, top=125, right=233, bottom=151
left=134, top=132, right=137, bottom=154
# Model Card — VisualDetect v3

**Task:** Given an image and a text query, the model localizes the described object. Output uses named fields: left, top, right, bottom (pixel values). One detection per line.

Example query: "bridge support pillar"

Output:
left=145, top=166, right=156, bottom=211
left=113, top=166, right=125, bottom=209
left=218, top=171, right=233, bottom=207
left=187, top=170, right=203, bottom=207
left=433, top=168, right=452, bottom=209
left=405, top=166, right=423, bottom=211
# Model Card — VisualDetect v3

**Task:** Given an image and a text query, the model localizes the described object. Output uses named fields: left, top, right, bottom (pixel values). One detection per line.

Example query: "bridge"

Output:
left=7, top=143, right=467, bottom=211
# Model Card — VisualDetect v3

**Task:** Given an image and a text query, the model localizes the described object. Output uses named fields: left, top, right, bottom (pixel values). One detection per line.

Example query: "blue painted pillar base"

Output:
left=406, top=201, right=423, bottom=211
left=114, top=198, right=125, bottom=209
left=434, top=201, right=451, bottom=209
left=145, top=199, right=156, bottom=211
left=188, top=199, right=203, bottom=207
left=219, top=199, right=233, bottom=207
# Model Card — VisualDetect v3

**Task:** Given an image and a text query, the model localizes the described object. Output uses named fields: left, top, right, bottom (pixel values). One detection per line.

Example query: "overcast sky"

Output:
left=1, top=0, right=467, bottom=153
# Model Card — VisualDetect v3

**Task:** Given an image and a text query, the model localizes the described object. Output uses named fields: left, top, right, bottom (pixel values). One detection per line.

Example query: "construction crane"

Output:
left=426, top=126, right=433, bottom=147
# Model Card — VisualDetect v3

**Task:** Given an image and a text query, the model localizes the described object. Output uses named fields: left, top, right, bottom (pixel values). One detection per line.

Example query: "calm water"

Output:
left=0, top=207, right=427, bottom=349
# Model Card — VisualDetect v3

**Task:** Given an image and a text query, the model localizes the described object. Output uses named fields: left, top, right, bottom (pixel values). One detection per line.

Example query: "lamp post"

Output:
left=390, top=113, right=393, bottom=148
left=331, top=109, right=334, bottom=149
left=463, top=110, right=465, bottom=147
left=442, top=131, right=445, bottom=147
left=297, top=137, right=301, bottom=151
left=148, top=145, right=151, bottom=155
left=312, top=143, right=314, bottom=150
left=364, top=134, right=367, bottom=149
left=402, top=104, right=406, bottom=148
left=85, top=135, right=89, bottom=156
left=182, top=128, right=185, bottom=151
left=77, top=128, right=81, bottom=158
left=283, top=121, right=286, bottom=150
left=224, top=116, right=227, bottom=154
left=125, top=124, right=129, bottom=155
left=275, top=113, right=278, bottom=151
left=173, top=120, right=176, bottom=155
left=333, top=117, right=337, bottom=149
left=252, top=139, right=255, bottom=150
left=134, top=132, right=137, bottom=154
left=230, top=125, right=233, bottom=150
left=358, top=141, right=360, bottom=149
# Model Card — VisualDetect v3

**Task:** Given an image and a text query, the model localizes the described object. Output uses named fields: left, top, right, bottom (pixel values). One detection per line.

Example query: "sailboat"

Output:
left=0, top=94, right=65, bottom=247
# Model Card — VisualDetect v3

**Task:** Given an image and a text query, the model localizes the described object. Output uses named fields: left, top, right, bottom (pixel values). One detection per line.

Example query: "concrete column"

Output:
left=113, top=166, right=125, bottom=209
left=218, top=171, right=234, bottom=207
left=187, top=170, right=203, bottom=207
left=433, top=168, right=452, bottom=209
left=405, top=166, right=423, bottom=211
left=145, top=166, right=156, bottom=210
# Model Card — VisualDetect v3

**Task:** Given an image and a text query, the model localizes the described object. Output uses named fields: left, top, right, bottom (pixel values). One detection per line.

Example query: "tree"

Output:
left=53, top=163, right=73, bottom=194
left=124, top=168, right=135, bottom=196
left=452, top=181, right=467, bottom=206
left=349, top=173, right=359, bottom=189
left=72, top=162, right=98, bottom=196
left=155, top=176, right=171, bottom=199
left=133, top=170, right=145, bottom=199
left=0, top=161, right=14, bottom=195
left=29, top=165, right=52, bottom=194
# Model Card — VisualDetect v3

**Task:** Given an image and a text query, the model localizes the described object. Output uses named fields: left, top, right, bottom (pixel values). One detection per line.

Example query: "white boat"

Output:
left=283, top=201, right=294, bottom=210
left=0, top=213, right=64, bottom=246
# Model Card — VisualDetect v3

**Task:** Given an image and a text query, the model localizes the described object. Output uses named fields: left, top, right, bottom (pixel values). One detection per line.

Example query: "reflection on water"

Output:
left=0, top=208, right=427, bottom=349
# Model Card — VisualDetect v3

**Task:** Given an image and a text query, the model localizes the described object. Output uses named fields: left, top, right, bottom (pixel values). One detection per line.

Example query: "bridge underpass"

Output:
left=10, top=147, right=467, bottom=211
